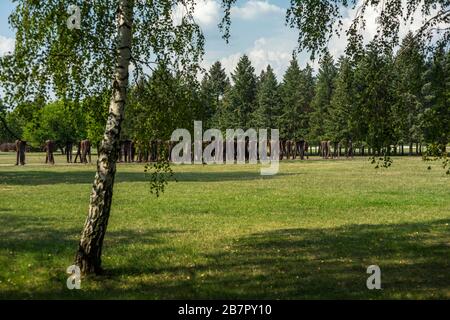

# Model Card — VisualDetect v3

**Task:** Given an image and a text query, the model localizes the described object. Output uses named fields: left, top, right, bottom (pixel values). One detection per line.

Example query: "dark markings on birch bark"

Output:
left=75, top=0, right=134, bottom=275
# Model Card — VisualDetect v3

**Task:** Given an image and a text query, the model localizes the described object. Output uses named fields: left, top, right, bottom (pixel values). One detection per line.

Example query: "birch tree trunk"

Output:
left=75, top=0, right=134, bottom=275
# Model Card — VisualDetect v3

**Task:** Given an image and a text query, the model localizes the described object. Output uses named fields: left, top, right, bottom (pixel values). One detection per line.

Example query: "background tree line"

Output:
left=1, top=33, right=449, bottom=155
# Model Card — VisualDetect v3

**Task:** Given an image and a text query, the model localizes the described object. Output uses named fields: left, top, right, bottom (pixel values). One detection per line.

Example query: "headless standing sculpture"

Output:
left=44, top=140, right=56, bottom=164
left=15, top=139, right=26, bottom=165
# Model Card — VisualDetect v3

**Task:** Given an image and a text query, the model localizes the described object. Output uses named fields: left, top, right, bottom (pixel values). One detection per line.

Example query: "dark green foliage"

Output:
left=279, top=59, right=315, bottom=140
left=328, top=56, right=355, bottom=144
left=200, top=61, right=230, bottom=128
left=220, top=55, right=257, bottom=130
left=0, top=103, right=20, bottom=142
left=253, top=65, right=281, bottom=130
left=369, top=152, right=394, bottom=169
left=392, top=32, right=426, bottom=148
left=353, top=41, right=396, bottom=152
left=123, top=64, right=203, bottom=142
left=421, top=46, right=450, bottom=149
left=309, top=52, right=337, bottom=142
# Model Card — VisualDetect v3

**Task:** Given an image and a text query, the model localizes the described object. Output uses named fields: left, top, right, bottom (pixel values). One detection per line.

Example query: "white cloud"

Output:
left=247, top=38, right=293, bottom=79
left=194, top=0, right=220, bottom=27
left=175, top=0, right=286, bottom=28
left=173, top=0, right=220, bottom=28
left=231, top=0, right=284, bottom=20
left=205, top=36, right=296, bottom=81
left=0, top=35, right=14, bottom=56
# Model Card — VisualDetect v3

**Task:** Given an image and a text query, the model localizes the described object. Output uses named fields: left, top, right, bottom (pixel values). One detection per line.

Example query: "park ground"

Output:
left=0, top=152, right=449, bottom=299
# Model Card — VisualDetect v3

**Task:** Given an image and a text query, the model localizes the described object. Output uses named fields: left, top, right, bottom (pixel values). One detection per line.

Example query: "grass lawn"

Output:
left=0, top=152, right=449, bottom=299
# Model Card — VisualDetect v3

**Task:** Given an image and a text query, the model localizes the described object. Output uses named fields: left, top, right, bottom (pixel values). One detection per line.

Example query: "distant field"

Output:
left=0, top=152, right=449, bottom=299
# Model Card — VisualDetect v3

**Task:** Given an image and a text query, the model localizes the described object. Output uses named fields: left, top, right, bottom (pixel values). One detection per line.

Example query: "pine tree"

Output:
left=279, top=58, right=314, bottom=140
left=309, top=52, right=337, bottom=142
left=201, top=61, right=230, bottom=127
left=257, top=69, right=267, bottom=89
left=353, top=41, right=396, bottom=154
left=328, top=56, right=355, bottom=144
left=279, top=59, right=302, bottom=139
left=392, top=32, right=426, bottom=153
left=222, top=55, right=257, bottom=130
left=421, top=46, right=450, bottom=151
left=298, top=64, right=315, bottom=138
left=252, top=65, right=281, bottom=129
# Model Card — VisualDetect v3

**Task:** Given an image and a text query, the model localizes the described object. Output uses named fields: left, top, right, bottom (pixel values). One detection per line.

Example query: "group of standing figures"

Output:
left=319, top=140, right=354, bottom=159
left=44, top=140, right=92, bottom=165
left=63, top=140, right=92, bottom=164
left=10, top=139, right=131, bottom=166
left=11, top=139, right=92, bottom=165
left=279, top=140, right=309, bottom=160
left=9, top=137, right=355, bottom=165
left=133, top=139, right=312, bottom=162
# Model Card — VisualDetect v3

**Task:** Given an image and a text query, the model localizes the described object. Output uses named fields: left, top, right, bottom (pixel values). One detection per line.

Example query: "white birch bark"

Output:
left=75, top=0, right=134, bottom=274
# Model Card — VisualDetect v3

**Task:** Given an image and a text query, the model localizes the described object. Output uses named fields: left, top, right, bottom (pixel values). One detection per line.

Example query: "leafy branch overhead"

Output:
left=0, top=0, right=238, bottom=106
left=144, top=149, right=177, bottom=198
left=286, top=0, right=450, bottom=58
left=423, top=143, right=450, bottom=174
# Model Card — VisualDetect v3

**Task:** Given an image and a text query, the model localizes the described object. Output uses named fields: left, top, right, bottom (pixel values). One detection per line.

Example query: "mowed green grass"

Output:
left=0, top=152, right=449, bottom=299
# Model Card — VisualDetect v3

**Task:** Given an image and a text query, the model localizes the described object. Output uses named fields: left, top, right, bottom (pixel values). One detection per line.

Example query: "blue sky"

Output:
left=0, top=1, right=424, bottom=80
left=0, top=1, right=15, bottom=37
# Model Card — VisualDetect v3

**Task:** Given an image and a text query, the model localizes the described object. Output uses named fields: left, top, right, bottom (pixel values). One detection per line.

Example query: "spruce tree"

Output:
left=421, top=46, right=450, bottom=151
left=253, top=65, right=281, bottom=130
left=279, top=59, right=302, bottom=139
left=353, top=41, right=396, bottom=154
left=222, top=55, right=257, bottom=129
left=309, top=52, right=337, bottom=142
left=298, top=64, right=315, bottom=138
left=201, top=61, right=230, bottom=127
left=328, top=56, right=355, bottom=144
left=392, top=32, right=426, bottom=153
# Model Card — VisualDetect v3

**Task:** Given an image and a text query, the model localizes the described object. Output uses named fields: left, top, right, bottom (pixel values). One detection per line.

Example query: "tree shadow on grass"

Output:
left=100, top=219, right=450, bottom=299
left=196, top=220, right=450, bottom=299
left=0, top=170, right=290, bottom=186
left=2, top=213, right=449, bottom=299
left=0, top=214, right=182, bottom=256
left=0, top=213, right=183, bottom=299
